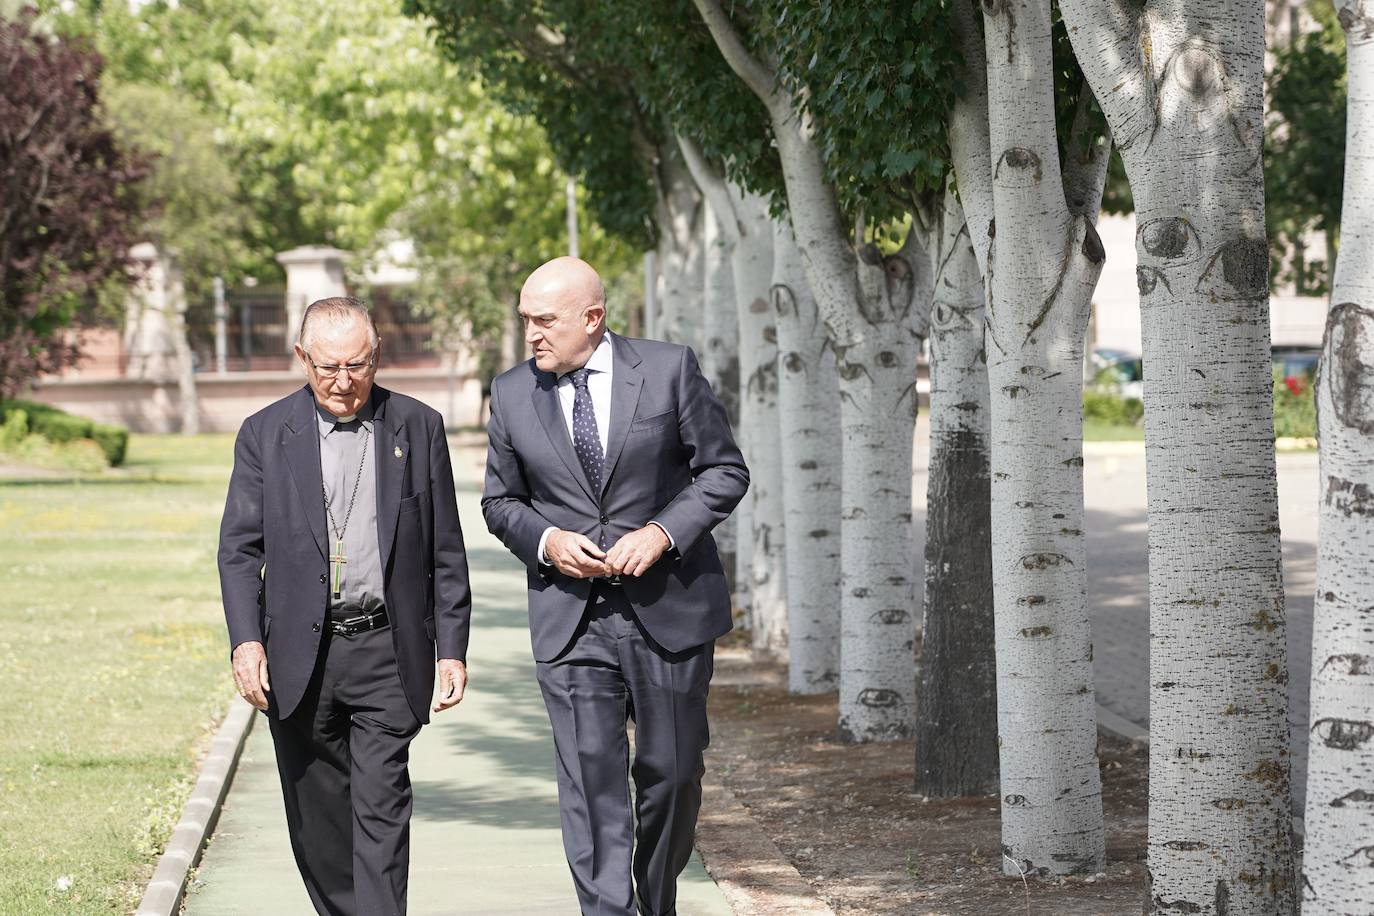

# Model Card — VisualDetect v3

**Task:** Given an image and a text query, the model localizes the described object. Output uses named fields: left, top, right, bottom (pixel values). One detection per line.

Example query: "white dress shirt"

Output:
left=537, top=333, right=672, bottom=564
left=556, top=331, right=615, bottom=454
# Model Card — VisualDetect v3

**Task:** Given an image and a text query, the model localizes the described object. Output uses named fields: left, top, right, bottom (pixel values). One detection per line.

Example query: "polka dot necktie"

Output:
left=569, top=367, right=604, bottom=496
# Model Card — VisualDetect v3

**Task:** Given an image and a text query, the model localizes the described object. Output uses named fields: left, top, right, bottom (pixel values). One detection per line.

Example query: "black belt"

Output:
left=328, top=608, right=389, bottom=637
left=590, top=574, right=624, bottom=587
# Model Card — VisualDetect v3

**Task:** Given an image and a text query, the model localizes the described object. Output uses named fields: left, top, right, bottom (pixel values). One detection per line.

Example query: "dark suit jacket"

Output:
left=218, top=385, right=471, bottom=722
left=482, top=334, right=748, bottom=661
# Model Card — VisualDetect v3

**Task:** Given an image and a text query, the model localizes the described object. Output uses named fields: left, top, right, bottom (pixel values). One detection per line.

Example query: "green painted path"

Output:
left=185, top=453, right=733, bottom=915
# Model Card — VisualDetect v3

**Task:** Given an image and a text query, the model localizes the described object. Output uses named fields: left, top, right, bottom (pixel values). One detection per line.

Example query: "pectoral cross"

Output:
left=329, top=538, right=347, bottom=600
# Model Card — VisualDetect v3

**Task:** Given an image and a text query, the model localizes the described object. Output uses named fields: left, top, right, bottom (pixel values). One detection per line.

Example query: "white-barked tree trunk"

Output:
left=1304, top=3, right=1374, bottom=912
left=699, top=198, right=741, bottom=599
left=950, top=0, right=1108, bottom=875
left=693, top=0, right=931, bottom=739
left=915, top=183, right=998, bottom=796
left=676, top=137, right=784, bottom=649
left=772, top=219, right=842, bottom=692
left=1061, top=1, right=1296, bottom=910
left=653, top=140, right=705, bottom=351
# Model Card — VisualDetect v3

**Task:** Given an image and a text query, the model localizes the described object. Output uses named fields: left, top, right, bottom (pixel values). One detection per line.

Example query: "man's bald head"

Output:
left=519, top=257, right=608, bottom=375
left=520, top=257, right=606, bottom=312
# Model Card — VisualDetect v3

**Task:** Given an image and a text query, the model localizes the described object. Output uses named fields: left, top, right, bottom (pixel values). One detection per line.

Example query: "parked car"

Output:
left=1089, top=348, right=1144, bottom=400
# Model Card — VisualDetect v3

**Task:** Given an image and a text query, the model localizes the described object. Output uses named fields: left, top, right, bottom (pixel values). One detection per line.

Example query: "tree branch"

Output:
left=676, top=133, right=741, bottom=243
left=1061, top=79, right=1112, bottom=221
left=1057, top=0, right=1154, bottom=153
left=948, top=0, right=994, bottom=276
left=690, top=0, right=782, bottom=114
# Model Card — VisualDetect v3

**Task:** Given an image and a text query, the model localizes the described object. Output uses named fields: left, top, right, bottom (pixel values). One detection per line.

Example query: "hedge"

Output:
left=0, top=400, right=129, bottom=467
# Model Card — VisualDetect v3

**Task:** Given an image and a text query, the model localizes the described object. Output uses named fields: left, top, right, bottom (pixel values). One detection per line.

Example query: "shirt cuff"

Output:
left=648, top=521, right=675, bottom=550
left=537, top=526, right=557, bottom=565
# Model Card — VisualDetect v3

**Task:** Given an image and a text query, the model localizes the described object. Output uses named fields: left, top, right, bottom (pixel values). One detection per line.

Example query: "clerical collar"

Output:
left=315, top=397, right=374, bottom=435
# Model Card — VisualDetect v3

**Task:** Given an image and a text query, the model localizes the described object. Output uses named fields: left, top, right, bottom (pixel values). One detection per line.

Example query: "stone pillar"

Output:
left=124, top=242, right=199, bottom=433
left=124, top=243, right=182, bottom=382
left=276, top=246, right=348, bottom=352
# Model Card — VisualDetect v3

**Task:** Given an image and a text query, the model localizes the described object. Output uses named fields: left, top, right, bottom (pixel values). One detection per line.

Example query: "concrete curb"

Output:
left=696, top=775, right=838, bottom=916
left=1096, top=703, right=1149, bottom=745
left=135, top=697, right=257, bottom=916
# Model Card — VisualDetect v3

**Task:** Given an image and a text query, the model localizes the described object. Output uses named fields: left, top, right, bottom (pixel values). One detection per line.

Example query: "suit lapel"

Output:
left=601, top=335, right=643, bottom=497
left=283, top=387, right=327, bottom=560
left=533, top=373, right=597, bottom=503
left=372, top=388, right=409, bottom=568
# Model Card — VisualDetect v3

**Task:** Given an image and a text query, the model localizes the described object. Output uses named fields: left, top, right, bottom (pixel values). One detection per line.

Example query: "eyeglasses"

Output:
left=306, top=352, right=375, bottom=380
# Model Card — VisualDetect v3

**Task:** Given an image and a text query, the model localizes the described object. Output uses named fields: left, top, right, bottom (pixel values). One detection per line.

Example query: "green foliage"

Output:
left=0, top=10, right=150, bottom=396
left=1082, top=388, right=1144, bottom=427
left=0, top=409, right=27, bottom=451
left=100, top=83, right=253, bottom=297
left=723, top=0, right=962, bottom=221
left=1272, top=370, right=1317, bottom=440
left=404, top=0, right=664, bottom=248
left=90, top=423, right=129, bottom=467
left=1267, top=2, right=1346, bottom=295
left=0, top=400, right=128, bottom=466
left=38, top=0, right=633, bottom=338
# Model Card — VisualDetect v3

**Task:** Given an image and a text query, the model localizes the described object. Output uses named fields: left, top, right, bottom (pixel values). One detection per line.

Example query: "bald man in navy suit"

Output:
left=482, top=258, right=748, bottom=915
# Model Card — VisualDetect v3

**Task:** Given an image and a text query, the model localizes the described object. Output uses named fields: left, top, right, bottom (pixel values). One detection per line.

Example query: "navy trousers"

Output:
left=268, top=625, right=421, bottom=916
left=536, top=584, right=714, bottom=916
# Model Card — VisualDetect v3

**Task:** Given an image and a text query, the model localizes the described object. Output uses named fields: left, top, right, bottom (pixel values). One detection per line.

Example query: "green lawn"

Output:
left=1083, top=419, right=1145, bottom=441
left=0, top=434, right=238, bottom=913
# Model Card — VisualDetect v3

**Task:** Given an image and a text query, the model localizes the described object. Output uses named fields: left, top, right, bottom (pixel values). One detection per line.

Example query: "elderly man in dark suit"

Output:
left=483, top=257, right=748, bottom=916
left=218, top=297, right=471, bottom=916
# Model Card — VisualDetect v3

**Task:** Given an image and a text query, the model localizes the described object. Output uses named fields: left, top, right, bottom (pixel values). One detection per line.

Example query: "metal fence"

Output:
left=186, top=286, right=439, bottom=372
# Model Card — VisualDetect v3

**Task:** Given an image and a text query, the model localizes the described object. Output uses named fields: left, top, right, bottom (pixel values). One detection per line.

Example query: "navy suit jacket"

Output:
left=217, top=385, right=472, bottom=722
left=482, top=334, right=749, bottom=661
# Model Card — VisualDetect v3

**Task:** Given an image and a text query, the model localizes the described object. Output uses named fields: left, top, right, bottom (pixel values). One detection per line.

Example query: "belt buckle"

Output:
left=332, top=611, right=373, bottom=636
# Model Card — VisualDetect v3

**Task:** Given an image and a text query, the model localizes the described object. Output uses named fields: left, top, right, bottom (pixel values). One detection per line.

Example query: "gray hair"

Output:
left=298, top=297, right=380, bottom=351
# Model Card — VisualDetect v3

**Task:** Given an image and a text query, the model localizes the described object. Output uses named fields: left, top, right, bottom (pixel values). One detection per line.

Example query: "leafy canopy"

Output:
left=1267, top=2, right=1345, bottom=294
left=0, top=11, right=149, bottom=395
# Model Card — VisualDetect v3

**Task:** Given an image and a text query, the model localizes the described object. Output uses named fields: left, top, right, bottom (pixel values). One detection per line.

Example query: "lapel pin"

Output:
left=394, top=446, right=404, bottom=458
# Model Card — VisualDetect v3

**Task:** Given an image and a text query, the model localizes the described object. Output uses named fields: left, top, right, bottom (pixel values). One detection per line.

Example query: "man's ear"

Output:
left=585, top=306, right=606, bottom=333
left=293, top=344, right=309, bottom=373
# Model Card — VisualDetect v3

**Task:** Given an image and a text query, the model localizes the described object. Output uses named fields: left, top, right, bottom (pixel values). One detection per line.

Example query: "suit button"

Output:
left=319, top=574, right=327, bottom=584
left=312, top=622, right=321, bottom=633
left=600, top=515, right=609, bottom=525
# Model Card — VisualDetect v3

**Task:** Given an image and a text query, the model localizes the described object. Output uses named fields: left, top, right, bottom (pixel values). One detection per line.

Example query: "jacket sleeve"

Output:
left=429, top=414, right=472, bottom=662
left=650, top=346, right=750, bottom=553
left=218, top=418, right=266, bottom=651
left=481, top=381, right=554, bottom=569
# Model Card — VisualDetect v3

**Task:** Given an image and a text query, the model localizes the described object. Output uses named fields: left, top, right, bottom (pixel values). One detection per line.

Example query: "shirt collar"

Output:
left=563, top=332, right=614, bottom=382
left=315, top=396, right=375, bottom=438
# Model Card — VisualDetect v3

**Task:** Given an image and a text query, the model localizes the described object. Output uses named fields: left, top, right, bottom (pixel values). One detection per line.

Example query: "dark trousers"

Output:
left=536, top=585, right=714, bottom=916
left=268, top=625, right=421, bottom=916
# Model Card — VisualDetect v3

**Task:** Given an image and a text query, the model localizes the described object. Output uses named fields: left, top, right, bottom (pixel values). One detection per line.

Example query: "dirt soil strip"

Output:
left=135, top=697, right=257, bottom=916
left=699, top=648, right=1149, bottom=915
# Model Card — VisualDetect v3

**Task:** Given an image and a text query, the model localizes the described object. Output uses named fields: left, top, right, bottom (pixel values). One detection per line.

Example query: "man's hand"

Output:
left=605, top=525, right=670, bottom=578
left=232, top=641, right=271, bottom=711
left=433, top=658, right=468, bottom=713
left=545, top=529, right=610, bottom=579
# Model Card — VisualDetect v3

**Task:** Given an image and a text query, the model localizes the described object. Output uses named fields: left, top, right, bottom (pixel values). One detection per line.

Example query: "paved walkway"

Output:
left=185, top=452, right=732, bottom=915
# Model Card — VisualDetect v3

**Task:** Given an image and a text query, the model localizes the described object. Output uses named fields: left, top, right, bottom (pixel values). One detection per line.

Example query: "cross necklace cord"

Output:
left=322, top=426, right=369, bottom=600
